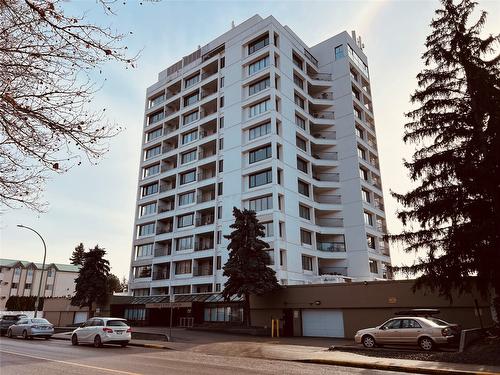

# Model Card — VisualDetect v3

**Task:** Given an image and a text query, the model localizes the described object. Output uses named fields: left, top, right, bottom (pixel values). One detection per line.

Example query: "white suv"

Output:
left=71, top=317, right=131, bottom=347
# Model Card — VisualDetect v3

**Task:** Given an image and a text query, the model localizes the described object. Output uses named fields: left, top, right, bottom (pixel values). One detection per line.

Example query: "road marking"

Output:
left=0, top=349, right=143, bottom=375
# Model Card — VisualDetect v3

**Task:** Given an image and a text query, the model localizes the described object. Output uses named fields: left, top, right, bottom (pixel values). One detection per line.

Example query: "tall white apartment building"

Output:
left=129, top=15, right=391, bottom=297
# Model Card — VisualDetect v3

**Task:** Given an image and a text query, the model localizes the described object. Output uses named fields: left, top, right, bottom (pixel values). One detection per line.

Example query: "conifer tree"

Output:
left=391, top=0, right=500, bottom=323
left=69, top=243, right=85, bottom=266
left=222, top=207, right=279, bottom=326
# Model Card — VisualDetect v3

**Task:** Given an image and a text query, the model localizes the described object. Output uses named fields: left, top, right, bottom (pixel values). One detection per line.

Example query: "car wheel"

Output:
left=6, top=329, right=12, bottom=338
left=94, top=335, right=102, bottom=348
left=71, top=334, right=78, bottom=346
left=120, top=343, right=127, bottom=348
left=419, top=337, right=434, bottom=351
left=22, top=330, right=29, bottom=340
left=45, top=336, right=50, bottom=340
left=362, top=335, right=376, bottom=348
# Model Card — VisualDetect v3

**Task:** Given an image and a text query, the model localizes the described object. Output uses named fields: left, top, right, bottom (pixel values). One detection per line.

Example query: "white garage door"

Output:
left=73, top=311, right=88, bottom=324
left=302, top=309, right=344, bottom=338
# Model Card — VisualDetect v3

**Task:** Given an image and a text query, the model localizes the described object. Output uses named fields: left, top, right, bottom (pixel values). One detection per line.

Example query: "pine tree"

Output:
left=391, top=0, right=500, bottom=323
left=222, top=207, right=280, bottom=326
left=69, top=243, right=85, bottom=266
left=71, top=245, right=110, bottom=315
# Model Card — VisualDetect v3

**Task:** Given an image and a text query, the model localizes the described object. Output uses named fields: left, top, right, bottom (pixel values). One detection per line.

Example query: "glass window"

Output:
left=182, top=130, right=198, bottom=145
left=220, top=77, right=224, bottom=88
left=301, top=255, right=313, bottom=271
left=248, top=34, right=269, bottom=55
left=177, top=236, right=193, bottom=251
left=362, top=189, right=371, bottom=202
left=135, top=265, right=151, bottom=278
left=146, top=127, right=162, bottom=142
left=355, top=126, right=364, bottom=139
left=148, top=111, right=164, bottom=125
left=185, top=74, right=200, bottom=88
left=249, top=195, right=272, bottom=212
left=298, top=180, right=309, bottom=196
left=248, top=55, right=270, bottom=75
left=249, top=122, right=271, bottom=140
left=401, top=319, right=422, bottom=329
left=367, top=235, right=376, bottom=249
left=141, top=183, right=158, bottom=197
left=294, top=94, right=305, bottom=109
left=179, top=191, right=195, bottom=206
left=145, top=145, right=161, bottom=160
left=181, top=149, right=197, bottom=164
left=334, top=45, right=345, bottom=60
left=249, top=169, right=272, bottom=188
left=297, top=158, right=308, bottom=173
left=136, top=244, right=153, bottom=258
left=249, top=145, right=272, bottom=164
left=347, top=44, right=369, bottom=76
left=300, top=230, right=312, bottom=245
left=295, top=115, right=306, bottom=130
left=140, top=202, right=157, bottom=217
left=382, top=319, right=402, bottom=330
left=184, top=92, right=199, bottom=107
left=249, top=77, right=270, bottom=96
left=27, top=269, right=33, bottom=277
left=364, top=211, right=373, bottom=226
left=292, top=53, right=303, bottom=69
left=296, top=136, right=307, bottom=152
left=299, top=204, right=310, bottom=220
left=359, top=167, right=369, bottom=181
left=180, top=170, right=196, bottom=185
left=354, top=107, right=362, bottom=119
left=149, top=93, right=165, bottom=108
left=369, top=259, right=378, bottom=273
left=178, top=213, right=194, bottom=228
left=293, top=74, right=303, bottom=89
left=183, top=111, right=199, bottom=125
left=249, top=99, right=270, bottom=118
left=138, top=223, right=155, bottom=237
left=143, top=164, right=160, bottom=178
left=357, top=146, right=366, bottom=160
left=175, top=260, right=192, bottom=274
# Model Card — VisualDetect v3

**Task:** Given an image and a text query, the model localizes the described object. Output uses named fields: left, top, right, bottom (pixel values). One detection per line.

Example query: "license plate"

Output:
left=116, top=331, right=123, bottom=334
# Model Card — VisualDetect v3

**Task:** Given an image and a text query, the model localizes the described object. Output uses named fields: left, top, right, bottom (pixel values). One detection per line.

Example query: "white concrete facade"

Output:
left=129, top=15, right=391, bottom=297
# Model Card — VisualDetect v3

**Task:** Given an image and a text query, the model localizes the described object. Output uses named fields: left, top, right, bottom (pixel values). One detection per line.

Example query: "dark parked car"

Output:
left=0, top=314, right=28, bottom=335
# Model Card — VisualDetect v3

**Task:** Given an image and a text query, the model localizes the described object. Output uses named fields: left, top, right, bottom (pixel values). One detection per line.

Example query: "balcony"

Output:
left=312, top=152, right=338, bottom=161
left=158, top=201, right=174, bottom=213
left=193, top=265, right=213, bottom=277
left=317, top=242, right=346, bottom=252
left=311, top=111, right=334, bottom=120
left=156, top=224, right=173, bottom=235
left=308, top=73, right=332, bottom=81
left=313, top=173, right=339, bottom=182
left=314, top=194, right=341, bottom=204
left=154, top=246, right=171, bottom=257
left=152, top=270, right=169, bottom=280
left=197, top=170, right=216, bottom=182
left=197, top=191, right=215, bottom=203
left=198, top=148, right=216, bottom=160
left=196, top=215, right=215, bottom=227
left=195, top=241, right=214, bottom=251
left=159, top=183, right=175, bottom=193
left=316, top=218, right=344, bottom=227
left=312, top=131, right=336, bottom=140
left=311, top=92, right=333, bottom=100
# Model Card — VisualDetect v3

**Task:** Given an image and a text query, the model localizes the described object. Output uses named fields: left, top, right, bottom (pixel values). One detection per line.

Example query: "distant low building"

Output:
left=0, top=259, right=80, bottom=310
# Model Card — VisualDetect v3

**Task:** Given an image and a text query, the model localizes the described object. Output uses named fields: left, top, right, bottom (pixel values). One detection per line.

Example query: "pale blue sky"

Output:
left=1, top=0, right=499, bottom=279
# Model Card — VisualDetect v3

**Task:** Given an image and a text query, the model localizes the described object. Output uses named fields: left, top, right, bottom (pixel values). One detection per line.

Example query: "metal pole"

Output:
left=169, top=293, right=174, bottom=342
left=17, top=225, right=46, bottom=318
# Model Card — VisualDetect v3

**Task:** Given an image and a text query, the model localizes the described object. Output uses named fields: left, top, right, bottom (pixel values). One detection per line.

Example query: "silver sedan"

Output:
left=6, top=317, right=54, bottom=339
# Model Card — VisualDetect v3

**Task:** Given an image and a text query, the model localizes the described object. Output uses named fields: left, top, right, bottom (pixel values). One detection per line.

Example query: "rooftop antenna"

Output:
left=351, top=30, right=357, bottom=42
left=231, top=20, right=235, bottom=29
left=357, top=36, right=365, bottom=50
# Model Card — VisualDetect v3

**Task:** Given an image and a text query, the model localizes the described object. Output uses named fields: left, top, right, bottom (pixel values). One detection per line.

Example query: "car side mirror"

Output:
left=80, top=323, right=85, bottom=328
left=380, top=326, right=387, bottom=330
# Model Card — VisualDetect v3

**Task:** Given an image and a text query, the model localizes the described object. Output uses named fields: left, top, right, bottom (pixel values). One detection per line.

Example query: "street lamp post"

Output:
left=17, top=225, right=46, bottom=318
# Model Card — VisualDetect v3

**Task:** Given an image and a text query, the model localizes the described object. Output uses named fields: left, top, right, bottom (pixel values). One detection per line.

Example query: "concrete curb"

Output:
left=50, top=335, right=171, bottom=350
left=297, top=358, right=499, bottom=375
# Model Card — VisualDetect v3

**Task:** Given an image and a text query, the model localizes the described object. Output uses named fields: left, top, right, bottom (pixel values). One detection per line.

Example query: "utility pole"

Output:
left=169, top=293, right=174, bottom=342
left=17, top=225, right=46, bottom=318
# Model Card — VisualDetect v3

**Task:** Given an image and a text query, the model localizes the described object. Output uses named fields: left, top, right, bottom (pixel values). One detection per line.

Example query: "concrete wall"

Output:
left=250, top=279, right=492, bottom=338
left=43, top=298, right=89, bottom=326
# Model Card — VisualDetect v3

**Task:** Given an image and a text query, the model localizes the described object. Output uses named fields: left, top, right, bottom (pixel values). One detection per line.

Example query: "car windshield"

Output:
left=31, top=319, right=49, bottom=324
left=426, top=317, right=450, bottom=326
left=2, top=316, right=18, bottom=321
left=106, top=320, right=127, bottom=327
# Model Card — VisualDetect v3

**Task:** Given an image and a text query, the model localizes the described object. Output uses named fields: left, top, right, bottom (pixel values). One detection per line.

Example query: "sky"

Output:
left=1, top=0, right=499, bottom=280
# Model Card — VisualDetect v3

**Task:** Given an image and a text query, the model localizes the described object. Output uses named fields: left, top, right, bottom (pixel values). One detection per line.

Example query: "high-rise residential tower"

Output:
left=129, top=15, right=391, bottom=297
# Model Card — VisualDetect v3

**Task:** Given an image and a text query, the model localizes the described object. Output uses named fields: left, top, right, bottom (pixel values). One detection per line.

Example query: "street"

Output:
left=0, top=337, right=412, bottom=375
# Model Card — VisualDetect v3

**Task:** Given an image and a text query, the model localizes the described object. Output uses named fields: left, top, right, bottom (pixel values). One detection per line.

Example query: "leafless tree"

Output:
left=0, top=0, right=137, bottom=211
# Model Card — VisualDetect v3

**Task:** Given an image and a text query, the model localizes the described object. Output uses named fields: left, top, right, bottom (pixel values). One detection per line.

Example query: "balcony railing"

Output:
left=195, top=241, right=214, bottom=251
left=315, top=218, right=344, bottom=227
left=311, top=92, right=333, bottom=100
left=304, top=49, right=319, bottom=67
left=158, top=203, right=174, bottom=213
left=201, top=71, right=217, bottom=80
left=159, top=184, right=175, bottom=193
left=311, top=111, right=334, bottom=120
left=312, top=131, right=336, bottom=140
left=197, top=170, right=216, bottom=181
left=201, top=90, right=217, bottom=99
left=198, top=149, right=216, bottom=160
left=200, top=130, right=216, bottom=139
left=313, top=173, right=340, bottom=182
left=193, top=266, right=213, bottom=277
left=197, top=192, right=215, bottom=203
left=319, top=267, right=348, bottom=276
left=162, top=144, right=177, bottom=154
left=152, top=270, right=169, bottom=280
left=160, top=164, right=176, bottom=173
left=317, top=242, right=346, bottom=252
left=308, top=73, right=332, bottom=81
left=312, top=152, right=338, bottom=161
left=196, top=215, right=215, bottom=227
left=156, top=225, right=173, bottom=235
left=314, top=194, right=341, bottom=204
left=154, top=247, right=171, bottom=257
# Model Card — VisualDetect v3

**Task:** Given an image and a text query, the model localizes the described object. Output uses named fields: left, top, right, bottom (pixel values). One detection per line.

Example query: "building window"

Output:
left=334, top=45, right=345, bottom=60
left=249, top=77, right=270, bottom=96
left=218, top=160, right=224, bottom=173
left=369, top=259, right=378, bottom=273
left=182, top=130, right=198, bottom=144
left=219, top=116, right=224, bottom=129
left=27, top=269, right=33, bottom=277
left=249, top=122, right=271, bottom=140
left=293, top=74, right=304, bottom=90
left=177, top=236, right=193, bottom=251
left=217, top=230, right=222, bottom=244
left=183, top=111, right=199, bottom=125
left=149, top=93, right=165, bottom=108
left=296, top=157, right=308, bottom=173
left=180, top=170, right=196, bottom=185
left=296, top=136, right=307, bottom=152
left=143, top=164, right=160, bottom=178
left=300, top=229, right=312, bottom=245
left=292, top=53, right=303, bottom=70
left=362, top=189, right=371, bottom=203
left=262, top=221, right=274, bottom=237
left=249, top=195, right=273, bottom=212
left=140, top=202, right=157, bottom=217
left=220, top=77, right=224, bottom=88
left=298, top=180, right=309, bottom=197
left=219, top=138, right=224, bottom=150
left=248, top=34, right=269, bottom=55
left=181, top=149, right=197, bottom=164
left=364, top=211, right=373, bottom=226
left=125, top=308, right=146, bottom=320
left=295, top=115, right=306, bottom=130
left=47, top=268, right=53, bottom=277
left=148, top=111, right=164, bottom=125
left=216, top=256, right=222, bottom=270
left=367, top=235, right=376, bottom=249
left=11, top=283, right=19, bottom=289
left=138, top=223, right=155, bottom=237
left=249, top=99, right=270, bottom=118
left=249, top=145, right=272, bottom=164
left=248, top=55, right=269, bottom=75
left=184, top=92, right=199, bottom=107
left=220, top=96, right=224, bottom=108
left=302, top=255, right=313, bottom=271
left=179, top=191, right=195, bottom=206
left=135, top=265, right=152, bottom=278
left=249, top=169, right=272, bottom=188
left=359, top=167, right=369, bottom=181
left=136, top=244, right=153, bottom=259
left=146, top=127, right=162, bottom=142
left=217, top=205, right=222, bottom=219
left=294, top=94, right=305, bottom=109
left=24, top=283, right=32, bottom=290
left=175, top=260, right=192, bottom=275
left=145, top=145, right=161, bottom=160
left=218, top=182, right=223, bottom=195
left=141, top=183, right=158, bottom=197
left=220, top=57, right=225, bottom=68
left=347, top=44, right=369, bottom=76
left=355, top=126, right=364, bottom=139
left=178, top=213, right=194, bottom=228
left=357, top=146, right=366, bottom=160
left=299, top=204, right=310, bottom=220
left=185, top=74, right=200, bottom=88
left=354, top=107, right=362, bottom=120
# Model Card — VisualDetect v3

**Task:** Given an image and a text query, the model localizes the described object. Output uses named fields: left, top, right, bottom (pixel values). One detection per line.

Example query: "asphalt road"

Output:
left=0, top=337, right=412, bottom=375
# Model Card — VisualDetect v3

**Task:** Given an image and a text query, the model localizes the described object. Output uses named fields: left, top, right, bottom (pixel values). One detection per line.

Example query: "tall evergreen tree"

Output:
left=71, top=245, right=110, bottom=316
left=69, top=243, right=85, bottom=266
left=391, top=0, right=500, bottom=323
left=222, top=207, right=279, bottom=326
